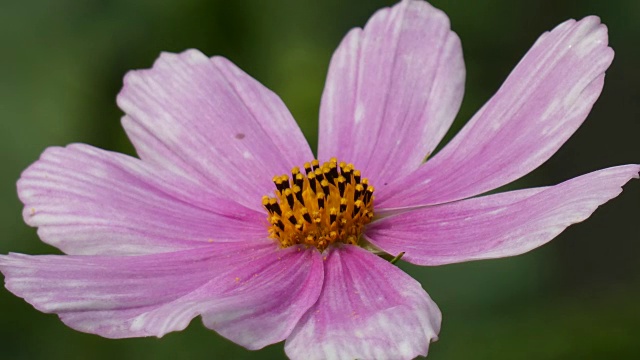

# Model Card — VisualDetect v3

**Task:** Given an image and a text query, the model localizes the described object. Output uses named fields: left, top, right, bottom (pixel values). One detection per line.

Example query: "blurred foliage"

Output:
left=0, top=0, right=638, bottom=359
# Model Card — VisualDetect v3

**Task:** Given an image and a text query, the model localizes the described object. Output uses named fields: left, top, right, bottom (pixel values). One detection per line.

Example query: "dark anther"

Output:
left=276, top=220, right=285, bottom=231
left=323, top=167, right=334, bottom=184
left=343, top=168, right=352, bottom=184
left=285, top=190, right=294, bottom=208
left=288, top=214, right=298, bottom=225
left=329, top=162, right=339, bottom=181
left=312, top=159, right=320, bottom=170
left=274, top=177, right=283, bottom=192
left=291, top=166, right=300, bottom=179
left=321, top=180, right=330, bottom=197
left=329, top=210, right=337, bottom=224
left=262, top=197, right=272, bottom=212
left=317, top=194, right=325, bottom=209
left=364, top=188, right=374, bottom=204
left=352, top=204, right=361, bottom=218
left=303, top=212, right=312, bottom=223
left=271, top=201, right=282, bottom=216
left=354, top=184, right=363, bottom=200
left=294, top=188, right=304, bottom=205
left=338, top=178, right=346, bottom=197
left=339, top=198, right=347, bottom=213
left=308, top=173, right=317, bottom=193
left=304, top=162, right=313, bottom=174
left=281, top=175, right=291, bottom=189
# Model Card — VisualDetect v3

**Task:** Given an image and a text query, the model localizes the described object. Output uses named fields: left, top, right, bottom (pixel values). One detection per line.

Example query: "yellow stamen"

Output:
left=262, top=159, right=375, bottom=251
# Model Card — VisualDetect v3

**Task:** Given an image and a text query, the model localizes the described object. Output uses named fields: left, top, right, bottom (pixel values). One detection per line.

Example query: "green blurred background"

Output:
left=1, top=0, right=638, bottom=359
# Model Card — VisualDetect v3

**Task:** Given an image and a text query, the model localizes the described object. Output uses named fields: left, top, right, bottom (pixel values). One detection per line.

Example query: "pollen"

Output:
left=263, top=158, right=375, bottom=251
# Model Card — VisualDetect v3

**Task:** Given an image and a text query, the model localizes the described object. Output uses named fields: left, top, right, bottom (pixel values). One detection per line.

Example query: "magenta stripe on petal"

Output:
left=0, top=241, right=323, bottom=350
left=18, top=144, right=265, bottom=255
left=378, top=16, right=614, bottom=208
left=285, top=245, right=440, bottom=360
left=318, top=0, right=464, bottom=185
left=118, top=50, right=313, bottom=211
left=366, top=165, right=639, bottom=266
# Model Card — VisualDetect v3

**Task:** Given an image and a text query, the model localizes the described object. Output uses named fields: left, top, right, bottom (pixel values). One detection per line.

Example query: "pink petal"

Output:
left=0, top=241, right=323, bottom=350
left=366, top=165, right=639, bottom=266
left=118, top=50, right=313, bottom=210
left=378, top=16, right=614, bottom=207
left=199, top=247, right=323, bottom=350
left=18, top=144, right=264, bottom=255
left=285, top=245, right=440, bottom=360
left=318, top=0, right=464, bottom=185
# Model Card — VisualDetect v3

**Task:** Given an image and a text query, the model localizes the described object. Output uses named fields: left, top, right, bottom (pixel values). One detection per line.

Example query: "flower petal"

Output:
left=118, top=50, right=313, bottom=210
left=285, top=245, right=440, bottom=360
left=318, top=0, right=464, bottom=185
left=0, top=241, right=323, bottom=350
left=378, top=16, right=614, bottom=207
left=199, top=247, right=323, bottom=350
left=366, top=165, right=639, bottom=266
left=18, top=144, right=264, bottom=255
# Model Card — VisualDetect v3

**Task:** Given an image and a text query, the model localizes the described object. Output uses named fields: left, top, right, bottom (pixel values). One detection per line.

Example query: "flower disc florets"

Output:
left=263, top=158, right=375, bottom=251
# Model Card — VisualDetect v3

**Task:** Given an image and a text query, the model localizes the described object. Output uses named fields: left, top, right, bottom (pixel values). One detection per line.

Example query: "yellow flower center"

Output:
left=263, top=158, right=375, bottom=251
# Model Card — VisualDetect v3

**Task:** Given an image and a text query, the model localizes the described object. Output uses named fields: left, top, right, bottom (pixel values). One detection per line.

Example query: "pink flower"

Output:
left=2, top=0, right=638, bottom=359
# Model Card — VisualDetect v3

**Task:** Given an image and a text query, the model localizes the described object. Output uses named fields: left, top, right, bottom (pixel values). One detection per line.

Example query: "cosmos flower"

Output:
left=1, top=0, right=638, bottom=359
